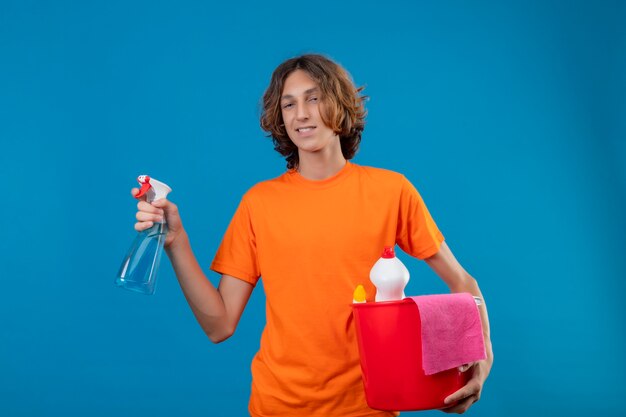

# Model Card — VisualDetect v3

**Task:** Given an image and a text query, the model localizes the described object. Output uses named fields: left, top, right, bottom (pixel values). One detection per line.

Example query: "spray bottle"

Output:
left=116, top=175, right=172, bottom=295
left=369, top=246, right=410, bottom=302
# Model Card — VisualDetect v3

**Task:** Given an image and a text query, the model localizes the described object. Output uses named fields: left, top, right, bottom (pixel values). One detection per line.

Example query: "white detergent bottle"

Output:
left=116, top=175, right=172, bottom=295
left=370, top=246, right=410, bottom=302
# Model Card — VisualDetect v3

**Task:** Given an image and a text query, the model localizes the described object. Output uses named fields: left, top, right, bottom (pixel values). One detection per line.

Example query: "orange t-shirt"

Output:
left=211, top=162, right=444, bottom=417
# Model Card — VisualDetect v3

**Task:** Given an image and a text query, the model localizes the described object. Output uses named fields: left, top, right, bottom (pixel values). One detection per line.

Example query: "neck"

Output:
left=297, top=140, right=347, bottom=180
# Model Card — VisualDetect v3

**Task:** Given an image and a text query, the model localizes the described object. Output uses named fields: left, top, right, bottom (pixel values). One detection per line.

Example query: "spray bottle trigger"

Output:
left=135, top=179, right=152, bottom=199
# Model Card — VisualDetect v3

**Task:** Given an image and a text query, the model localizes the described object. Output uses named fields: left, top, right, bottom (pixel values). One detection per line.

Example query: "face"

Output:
left=280, top=70, right=339, bottom=156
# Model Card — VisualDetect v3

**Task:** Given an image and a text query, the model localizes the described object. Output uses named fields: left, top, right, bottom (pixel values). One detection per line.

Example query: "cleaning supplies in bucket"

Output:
left=353, top=284, right=367, bottom=304
left=369, top=246, right=409, bottom=302
left=408, top=293, right=486, bottom=375
left=352, top=299, right=470, bottom=411
left=351, top=245, right=485, bottom=411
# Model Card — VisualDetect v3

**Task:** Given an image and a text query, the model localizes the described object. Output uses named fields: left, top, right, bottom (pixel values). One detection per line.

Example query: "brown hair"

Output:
left=260, top=54, right=367, bottom=170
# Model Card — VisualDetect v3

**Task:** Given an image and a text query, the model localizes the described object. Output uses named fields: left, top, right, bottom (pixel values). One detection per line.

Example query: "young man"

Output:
left=133, top=54, right=493, bottom=416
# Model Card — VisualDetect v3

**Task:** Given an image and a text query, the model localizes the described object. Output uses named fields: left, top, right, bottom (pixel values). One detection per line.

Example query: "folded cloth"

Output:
left=408, top=293, right=486, bottom=375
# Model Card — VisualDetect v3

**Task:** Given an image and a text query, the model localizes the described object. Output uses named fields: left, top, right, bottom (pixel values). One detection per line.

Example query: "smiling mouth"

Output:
left=296, top=126, right=316, bottom=132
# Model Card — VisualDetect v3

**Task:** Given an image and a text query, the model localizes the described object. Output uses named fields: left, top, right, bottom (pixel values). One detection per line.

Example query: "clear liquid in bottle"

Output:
left=116, top=222, right=168, bottom=295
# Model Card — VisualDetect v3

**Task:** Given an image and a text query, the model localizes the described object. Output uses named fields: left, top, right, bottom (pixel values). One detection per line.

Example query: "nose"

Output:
left=295, top=101, right=309, bottom=121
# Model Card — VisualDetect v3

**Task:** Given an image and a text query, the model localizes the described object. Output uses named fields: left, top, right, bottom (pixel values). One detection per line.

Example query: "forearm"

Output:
left=165, top=231, right=232, bottom=342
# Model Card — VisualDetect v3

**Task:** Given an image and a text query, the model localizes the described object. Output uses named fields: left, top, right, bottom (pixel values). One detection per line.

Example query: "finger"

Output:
left=444, top=381, right=479, bottom=406
left=441, top=394, right=477, bottom=414
left=136, top=211, right=164, bottom=223
left=150, top=198, right=170, bottom=208
left=152, top=198, right=179, bottom=216
left=137, top=200, right=164, bottom=215
left=134, top=221, right=154, bottom=231
left=458, top=362, right=476, bottom=372
left=130, top=187, right=146, bottom=201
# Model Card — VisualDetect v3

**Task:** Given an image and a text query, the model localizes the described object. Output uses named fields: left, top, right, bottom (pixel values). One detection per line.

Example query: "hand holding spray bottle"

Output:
left=116, top=175, right=172, bottom=295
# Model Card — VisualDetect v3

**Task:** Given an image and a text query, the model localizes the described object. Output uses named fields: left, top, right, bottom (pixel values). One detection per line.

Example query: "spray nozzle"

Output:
left=134, top=175, right=172, bottom=203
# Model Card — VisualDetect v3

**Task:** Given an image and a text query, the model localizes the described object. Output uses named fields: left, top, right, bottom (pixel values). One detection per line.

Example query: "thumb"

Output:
left=151, top=198, right=170, bottom=210
left=458, top=363, right=475, bottom=372
left=152, top=198, right=179, bottom=220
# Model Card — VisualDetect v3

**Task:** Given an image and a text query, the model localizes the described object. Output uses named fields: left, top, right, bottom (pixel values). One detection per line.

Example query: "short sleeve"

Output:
left=210, top=195, right=261, bottom=285
left=396, top=176, right=445, bottom=259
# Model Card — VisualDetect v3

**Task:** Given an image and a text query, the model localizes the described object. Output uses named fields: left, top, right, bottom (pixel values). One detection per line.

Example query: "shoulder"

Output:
left=355, top=164, right=403, bottom=178
left=352, top=163, right=409, bottom=187
left=240, top=172, right=292, bottom=202
left=351, top=164, right=428, bottom=203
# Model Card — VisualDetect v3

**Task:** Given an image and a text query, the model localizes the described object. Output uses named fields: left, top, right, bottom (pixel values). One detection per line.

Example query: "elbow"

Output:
left=209, top=333, right=232, bottom=344
left=194, top=309, right=236, bottom=344
left=450, top=272, right=479, bottom=293
left=207, top=325, right=235, bottom=344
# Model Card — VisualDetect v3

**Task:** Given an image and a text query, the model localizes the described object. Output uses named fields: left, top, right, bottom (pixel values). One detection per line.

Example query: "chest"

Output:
left=254, top=186, right=400, bottom=265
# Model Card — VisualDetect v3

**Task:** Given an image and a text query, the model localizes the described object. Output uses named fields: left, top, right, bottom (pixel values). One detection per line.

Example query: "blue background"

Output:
left=1, top=0, right=625, bottom=416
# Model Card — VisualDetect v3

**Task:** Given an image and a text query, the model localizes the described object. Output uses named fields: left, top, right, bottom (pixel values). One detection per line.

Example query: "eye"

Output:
left=282, top=102, right=294, bottom=109
left=308, top=96, right=318, bottom=102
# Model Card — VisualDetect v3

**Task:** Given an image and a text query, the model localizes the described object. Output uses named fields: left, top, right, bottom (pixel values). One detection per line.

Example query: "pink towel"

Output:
left=408, top=293, right=486, bottom=375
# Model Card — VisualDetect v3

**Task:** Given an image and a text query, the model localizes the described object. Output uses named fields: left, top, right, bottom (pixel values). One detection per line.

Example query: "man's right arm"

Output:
left=133, top=189, right=254, bottom=344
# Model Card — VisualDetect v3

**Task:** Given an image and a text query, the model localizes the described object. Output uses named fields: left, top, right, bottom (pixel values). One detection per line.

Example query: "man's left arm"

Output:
left=424, top=241, right=494, bottom=414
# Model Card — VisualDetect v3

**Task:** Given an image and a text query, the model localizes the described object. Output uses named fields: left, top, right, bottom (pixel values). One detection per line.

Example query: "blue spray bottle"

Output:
left=116, top=175, right=172, bottom=295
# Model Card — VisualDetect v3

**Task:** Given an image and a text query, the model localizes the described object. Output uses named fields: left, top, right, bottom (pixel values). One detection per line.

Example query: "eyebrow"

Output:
left=281, top=87, right=320, bottom=101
